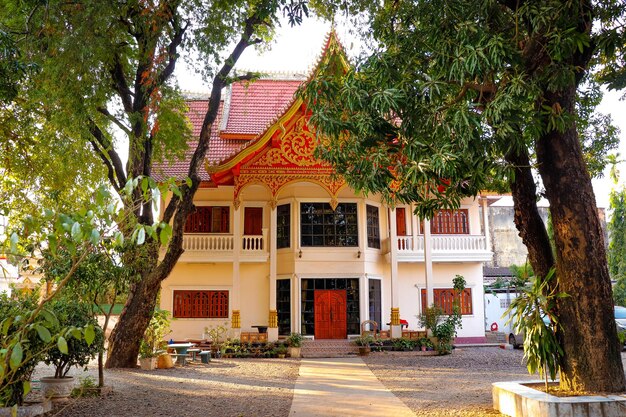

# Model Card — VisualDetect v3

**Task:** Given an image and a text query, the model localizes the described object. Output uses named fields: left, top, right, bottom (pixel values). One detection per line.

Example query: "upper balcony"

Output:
left=393, top=235, right=492, bottom=262
left=178, top=230, right=268, bottom=263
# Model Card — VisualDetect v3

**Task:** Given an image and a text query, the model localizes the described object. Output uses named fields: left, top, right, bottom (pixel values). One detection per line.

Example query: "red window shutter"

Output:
left=173, top=290, right=229, bottom=318
left=420, top=288, right=472, bottom=315
left=431, top=209, right=469, bottom=234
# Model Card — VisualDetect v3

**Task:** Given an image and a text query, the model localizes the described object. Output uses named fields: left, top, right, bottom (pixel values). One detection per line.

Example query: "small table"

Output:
left=251, top=325, right=268, bottom=334
left=168, top=343, right=194, bottom=365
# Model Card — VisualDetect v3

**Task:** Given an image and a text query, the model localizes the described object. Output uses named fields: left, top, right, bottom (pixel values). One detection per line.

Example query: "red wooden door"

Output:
left=396, top=207, right=407, bottom=236
left=244, top=207, right=263, bottom=235
left=314, top=290, right=347, bottom=339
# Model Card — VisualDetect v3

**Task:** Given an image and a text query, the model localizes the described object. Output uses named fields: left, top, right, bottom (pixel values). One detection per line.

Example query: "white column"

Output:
left=294, top=274, right=301, bottom=335
left=268, top=204, right=278, bottom=341
left=360, top=273, right=369, bottom=325
left=232, top=205, right=241, bottom=336
left=424, top=218, right=434, bottom=307
left=389, top=207, right=402, bottom=338
left=481, top=197, right=491, bottom=252
left=411, top=203, right=418, bottom=251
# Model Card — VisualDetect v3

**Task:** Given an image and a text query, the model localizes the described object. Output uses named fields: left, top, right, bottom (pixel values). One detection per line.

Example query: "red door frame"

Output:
left=314, top=290, right=347, bottom=339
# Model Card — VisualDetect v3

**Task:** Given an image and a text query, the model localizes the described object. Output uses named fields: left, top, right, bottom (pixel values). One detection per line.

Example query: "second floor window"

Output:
left=300, top=202, right=358, bottom=247
left=184, top=206, right=229, bottom=233
left=429, top=209, right=469, bottom=234
left=277, top=204, right=290, bottom=249
left=366, top=205, right=380, bottom=249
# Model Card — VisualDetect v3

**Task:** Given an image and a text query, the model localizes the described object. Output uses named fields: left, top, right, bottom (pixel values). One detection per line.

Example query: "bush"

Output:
left=286, top=332, right=303, bottom=347
left=0, top=291, right=49, bottom=407
left=44, top=299, right=105, bottom=378
left=419, top=275, right=466, bottom=355
left=140, top=309, right=171, bottom=358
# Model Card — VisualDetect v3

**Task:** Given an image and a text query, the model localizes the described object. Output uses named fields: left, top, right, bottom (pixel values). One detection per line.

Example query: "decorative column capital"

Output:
left=391, top=307, right=400, bottom=326
left=269, top=309, right=278, bottom=328
left=231, top=310, right=241, bottom=328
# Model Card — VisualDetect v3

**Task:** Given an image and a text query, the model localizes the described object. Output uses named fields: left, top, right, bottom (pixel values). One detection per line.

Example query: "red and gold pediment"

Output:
left=233, top=108, right=345, bottom=204
left=206, top=30, right=349, bottom=205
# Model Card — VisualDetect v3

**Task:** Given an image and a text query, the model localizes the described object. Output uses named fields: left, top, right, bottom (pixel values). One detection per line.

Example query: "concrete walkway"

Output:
left=289, top=357, right=416, bottom=417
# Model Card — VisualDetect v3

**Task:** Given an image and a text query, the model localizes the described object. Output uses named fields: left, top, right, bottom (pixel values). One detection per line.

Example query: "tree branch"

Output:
left=87, top=118, right=127, bottom=191
left=110, top=53, right=134, bottom=113
left=156, top=18, right=188, bottom=87
left=97, top=107, right=131, bottom=135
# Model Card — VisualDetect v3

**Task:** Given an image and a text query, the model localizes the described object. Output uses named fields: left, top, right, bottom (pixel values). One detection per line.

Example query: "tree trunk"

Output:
left=505, top=148, right=554, bottom=280
left=536, top=87, right=626, bottom=392
left=105, top=266, right=161, bottom=368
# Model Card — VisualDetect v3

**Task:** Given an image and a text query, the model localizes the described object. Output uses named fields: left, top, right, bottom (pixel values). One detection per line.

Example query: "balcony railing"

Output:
left=180, top=230, right=268, bottom=262
left=395, top=235, right=491, bottom=262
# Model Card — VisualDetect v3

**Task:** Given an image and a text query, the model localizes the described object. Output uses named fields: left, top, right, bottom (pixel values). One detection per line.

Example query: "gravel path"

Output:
left=29, top=348, right=626, bottom=417
left=34, top=358, right=299, bottom=417
left=364, top=347, right=626, bottom=417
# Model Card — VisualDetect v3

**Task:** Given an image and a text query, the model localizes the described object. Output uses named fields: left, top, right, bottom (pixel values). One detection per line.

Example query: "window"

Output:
left=300, top=203, right=358, bottom=247
left=277, top=204, right=290, bottom=249
left=420, top=288, right=473, bottom=315
left=277, top=279, right=291, bottom=336
left=184, top=207, right=229, bottom=233
left=430, top=209, right=469, bottom=234
left=173, top=290, right=229, bottom=318
left=366, top=205, right=381, bottom=249
left=369, top=279, right=382, bottom=328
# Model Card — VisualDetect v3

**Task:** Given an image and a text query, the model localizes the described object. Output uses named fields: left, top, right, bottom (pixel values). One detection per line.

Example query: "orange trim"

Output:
left=219, top=132, right=256, bottom=140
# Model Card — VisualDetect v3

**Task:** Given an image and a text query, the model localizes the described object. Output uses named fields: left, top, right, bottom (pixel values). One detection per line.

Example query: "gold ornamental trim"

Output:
left=231, top=310, right=241, bottom=329
left=391, top=307, right=400, bottom=326
left=269, top=309, right=278, bottom=328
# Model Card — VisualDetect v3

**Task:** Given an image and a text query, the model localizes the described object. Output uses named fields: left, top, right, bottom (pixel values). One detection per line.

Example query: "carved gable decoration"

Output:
left=233, top=110, right=345, bottom=200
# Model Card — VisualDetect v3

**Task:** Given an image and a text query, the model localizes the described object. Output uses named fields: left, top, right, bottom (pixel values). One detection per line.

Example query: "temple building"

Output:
left=155, top=32, right=493, bottom=343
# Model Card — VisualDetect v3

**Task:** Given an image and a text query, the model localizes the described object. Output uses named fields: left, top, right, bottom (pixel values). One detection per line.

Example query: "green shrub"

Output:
left=44, top=299, right=104, bottom=378
left=286, top=332, right=303, bottom=347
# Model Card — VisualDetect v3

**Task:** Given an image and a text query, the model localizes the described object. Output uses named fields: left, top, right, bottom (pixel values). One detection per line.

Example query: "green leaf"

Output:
left=84, top=325, right=95, bottom=346
left=9, top=232, right=18, bottom=253
left=71, top=328, right=82, bottom=340
left=90, top=229, right=100, bottom=245
left=137, top=228, right=145, bottom=245
left=23, top=380, right=31, bottom=397
left=1, top=317, right=13, bottom=335
left=10, top=342, right=23, bottom=370
left=71, top=221, right=82, bottom=241
left=160, top=223, right=172, bottom=245
left=57, top=336, right=68, bottom=354
left=114, top=232, right=124, bottom=247
left=35, top=324, right=52, bottom=342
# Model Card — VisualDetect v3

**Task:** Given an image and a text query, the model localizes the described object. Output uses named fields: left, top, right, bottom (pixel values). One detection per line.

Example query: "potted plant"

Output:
left=276, top=345, right=288, bottom=358
left=41, top=300, right=104, bottom=399
left=353, top=335, right=374, bottom=356
left=139, top=309, right=171, bottom=370
left=418, top=337, right=432, bottom=351
left=286, top=333, right=303, bottom=358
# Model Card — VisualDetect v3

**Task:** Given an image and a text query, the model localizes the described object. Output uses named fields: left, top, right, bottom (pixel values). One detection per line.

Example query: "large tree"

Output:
left=1, top=0, right=307, bottom=368
left=305, top=0, right=625, bottom=392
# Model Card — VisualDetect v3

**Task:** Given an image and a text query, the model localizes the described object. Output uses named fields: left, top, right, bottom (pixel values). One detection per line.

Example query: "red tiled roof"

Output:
left=153, top=79, right=301, bottom=182
left=222, top=80, right=301, bottom=136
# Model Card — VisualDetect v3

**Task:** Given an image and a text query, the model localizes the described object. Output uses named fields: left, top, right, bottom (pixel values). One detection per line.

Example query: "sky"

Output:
left=174, top=17, right=626, bottom=210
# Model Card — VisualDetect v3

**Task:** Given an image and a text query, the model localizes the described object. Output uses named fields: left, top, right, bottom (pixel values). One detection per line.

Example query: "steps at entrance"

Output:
left=485, top=331, right=507, bottom=343
left=301, top=339, right=358, bottom=358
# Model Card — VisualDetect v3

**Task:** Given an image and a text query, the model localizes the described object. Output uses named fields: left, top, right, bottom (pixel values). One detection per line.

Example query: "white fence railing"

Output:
left=397, top=235, right=486, bottom=253
left=182, top=232, right=268, bottom=256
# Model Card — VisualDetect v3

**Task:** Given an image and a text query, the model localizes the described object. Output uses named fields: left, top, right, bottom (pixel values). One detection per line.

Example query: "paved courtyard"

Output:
left=34, top=348, right=626, bottom=417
